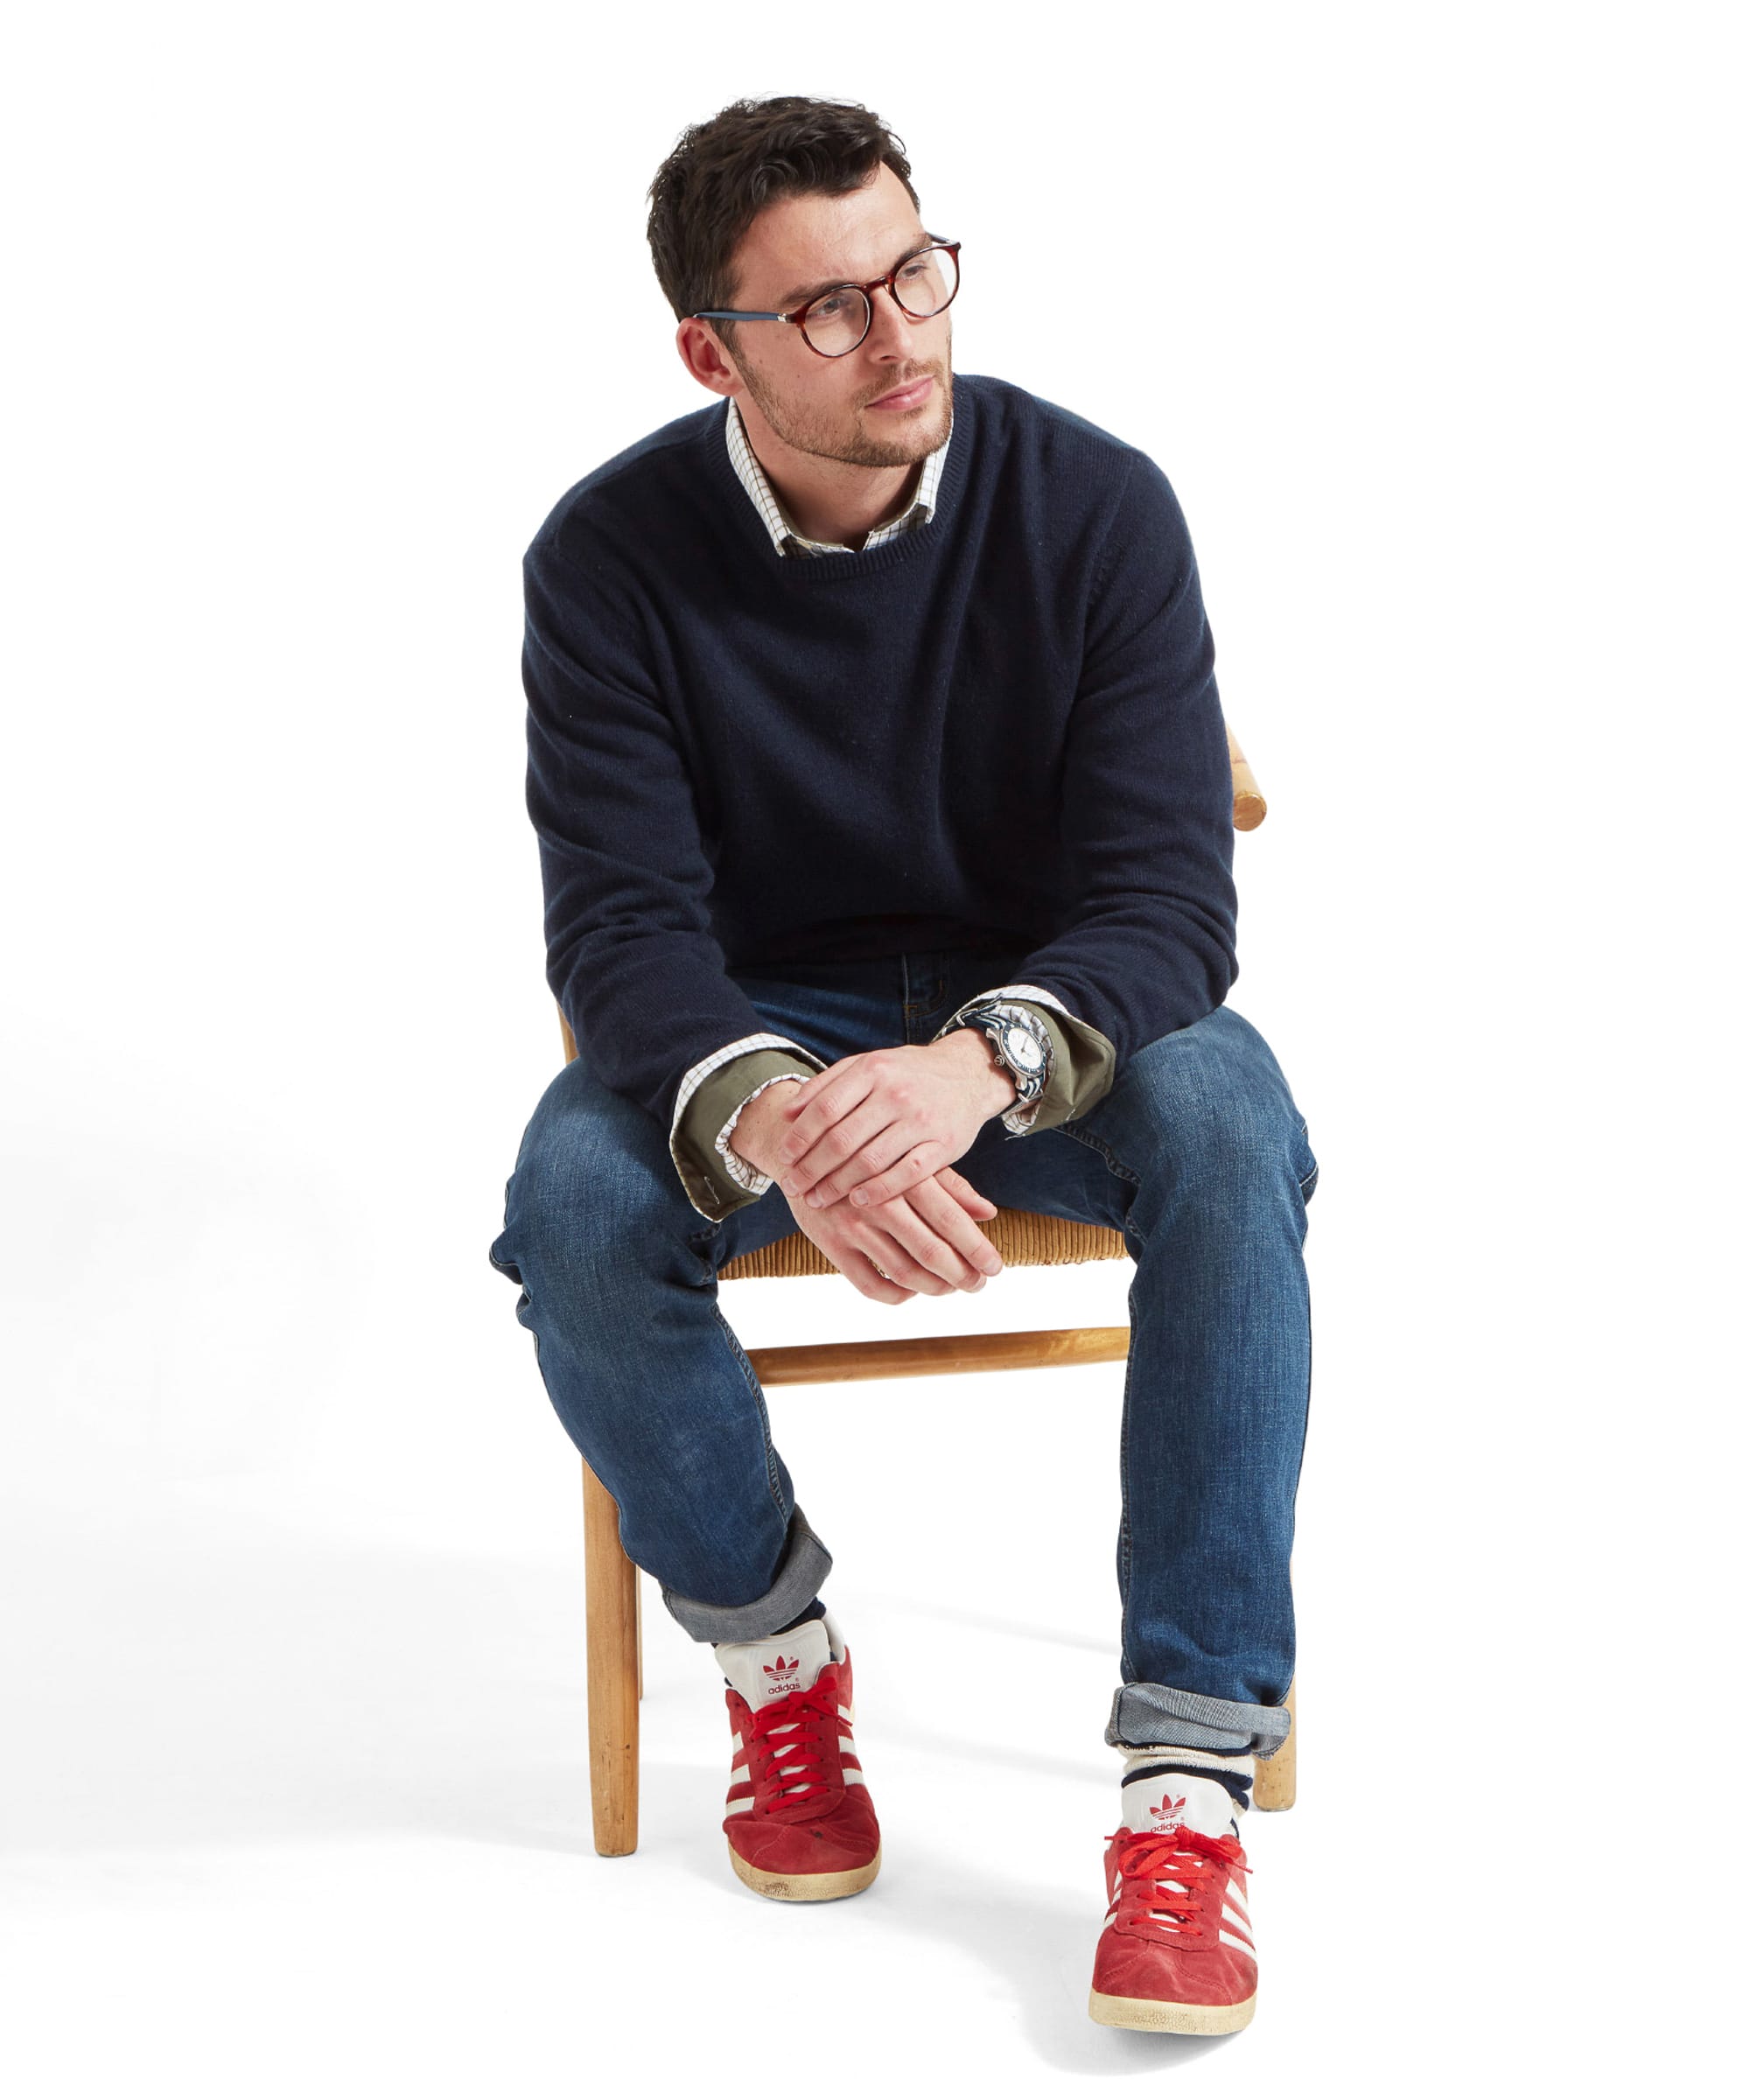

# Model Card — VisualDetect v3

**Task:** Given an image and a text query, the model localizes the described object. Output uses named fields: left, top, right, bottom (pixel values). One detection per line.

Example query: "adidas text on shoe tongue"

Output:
left=714, top=1615, right=834, bottom=1711
left=1119, top=1764, right=1251, bottom=1844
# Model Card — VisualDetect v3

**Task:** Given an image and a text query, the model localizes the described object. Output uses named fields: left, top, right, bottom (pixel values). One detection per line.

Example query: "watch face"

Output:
left=1006, top=1026, right=1046, bottom=1074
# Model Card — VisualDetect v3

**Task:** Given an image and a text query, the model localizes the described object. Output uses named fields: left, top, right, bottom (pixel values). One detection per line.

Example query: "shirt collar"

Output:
left=724, top=392, right=950, bottom=557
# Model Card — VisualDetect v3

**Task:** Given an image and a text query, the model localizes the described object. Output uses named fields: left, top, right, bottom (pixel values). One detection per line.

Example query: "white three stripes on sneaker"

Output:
left=1220, top=1884, right=1255, bottom=1954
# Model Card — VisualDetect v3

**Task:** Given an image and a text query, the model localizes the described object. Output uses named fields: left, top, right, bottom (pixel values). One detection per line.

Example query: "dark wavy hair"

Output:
left=646, top=96, right=922, bottom=350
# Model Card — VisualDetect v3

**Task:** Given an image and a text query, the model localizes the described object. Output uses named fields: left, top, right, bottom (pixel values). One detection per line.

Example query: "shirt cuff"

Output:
left=717, top=1071, right=810, bottom=1192
left=669, top=1034, right=828, bottom=1222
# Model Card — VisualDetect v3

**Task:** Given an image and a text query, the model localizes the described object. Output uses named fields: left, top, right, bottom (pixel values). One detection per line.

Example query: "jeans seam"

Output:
left=1118, top=1306, right=1135, bottom=1680
left=1295, top=1117, right=1318, bottom=1199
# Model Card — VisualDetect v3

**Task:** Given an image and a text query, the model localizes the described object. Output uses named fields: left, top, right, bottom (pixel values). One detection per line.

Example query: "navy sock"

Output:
left=772, top=1597, right=827, bottom=1635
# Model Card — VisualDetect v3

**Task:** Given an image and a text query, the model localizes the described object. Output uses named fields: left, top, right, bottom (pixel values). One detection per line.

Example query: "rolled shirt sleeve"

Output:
left=670, top=1035, right=827, bottom=1222
left=931, top=988, right=1117, bottom=1135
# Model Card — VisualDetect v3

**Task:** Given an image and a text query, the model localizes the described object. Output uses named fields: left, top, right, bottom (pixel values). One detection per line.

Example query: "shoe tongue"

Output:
left=1120, top=1768, right=1247, bottom=1844
left=715, top=1616, right=833, bottom=1710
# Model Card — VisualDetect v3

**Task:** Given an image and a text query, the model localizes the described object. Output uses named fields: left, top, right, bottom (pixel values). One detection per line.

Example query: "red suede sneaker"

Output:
left=1088, top=1770, right=1258, bottom=2034
left=714, top=1614, right=880, bottom=1902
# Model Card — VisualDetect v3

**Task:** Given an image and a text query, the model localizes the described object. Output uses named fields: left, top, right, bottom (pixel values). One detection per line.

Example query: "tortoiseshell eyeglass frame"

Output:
left=690, top=240, right=962, bottom=358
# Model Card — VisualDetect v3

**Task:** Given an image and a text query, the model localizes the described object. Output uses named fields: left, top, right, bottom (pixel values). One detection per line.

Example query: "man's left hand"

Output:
left=773, top=1034, right=1016, bottom=1213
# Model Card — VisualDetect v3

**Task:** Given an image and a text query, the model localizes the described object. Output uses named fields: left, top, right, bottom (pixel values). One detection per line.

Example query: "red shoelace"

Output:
left=747, top=1680, right=838, bottom=1805
left=1103, top=1824, right=1250, bottom=1937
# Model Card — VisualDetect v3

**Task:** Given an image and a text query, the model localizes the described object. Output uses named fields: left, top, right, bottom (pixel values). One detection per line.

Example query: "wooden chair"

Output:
left=565, top=726, right=1295, bottom=1855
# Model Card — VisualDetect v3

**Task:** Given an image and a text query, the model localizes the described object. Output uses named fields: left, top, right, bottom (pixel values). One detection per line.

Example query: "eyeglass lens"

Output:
left=802, top=247, right=959, bottom=356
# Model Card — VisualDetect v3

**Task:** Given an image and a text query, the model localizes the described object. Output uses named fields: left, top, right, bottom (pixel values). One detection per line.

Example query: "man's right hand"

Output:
left=732, top=1081, right=1004, bottom=1306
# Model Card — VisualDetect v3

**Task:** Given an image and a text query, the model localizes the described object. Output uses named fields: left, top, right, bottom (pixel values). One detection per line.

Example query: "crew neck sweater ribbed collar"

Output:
left=698, top=373, right=977, bottom=585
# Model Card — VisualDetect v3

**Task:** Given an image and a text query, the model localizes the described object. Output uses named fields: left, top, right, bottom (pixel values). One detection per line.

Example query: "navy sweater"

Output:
left=521, top=371, right=1238, bottom=1147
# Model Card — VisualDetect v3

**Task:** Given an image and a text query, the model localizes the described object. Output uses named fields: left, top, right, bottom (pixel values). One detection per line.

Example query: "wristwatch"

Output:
left=939, top=997, right=1051, bottom=1111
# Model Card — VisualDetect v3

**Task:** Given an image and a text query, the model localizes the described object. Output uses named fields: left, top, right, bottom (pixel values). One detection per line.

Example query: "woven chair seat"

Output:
left=720, top=1208, right=1126, bottom=1280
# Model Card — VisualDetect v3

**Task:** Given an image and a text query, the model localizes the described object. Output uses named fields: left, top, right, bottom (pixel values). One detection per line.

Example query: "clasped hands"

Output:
left=731, top=1034, right=1015, bottom=1306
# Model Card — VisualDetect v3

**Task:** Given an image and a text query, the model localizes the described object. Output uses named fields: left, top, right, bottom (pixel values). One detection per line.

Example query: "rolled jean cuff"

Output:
left=658, top=1504, right=834, bottom=1645
left=1106, top=1681, right=1293, bottom=1760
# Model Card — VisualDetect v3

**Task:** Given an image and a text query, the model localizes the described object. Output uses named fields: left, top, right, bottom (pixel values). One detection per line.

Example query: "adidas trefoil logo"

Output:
left=1149, top=1794, right=1186, bottom=1834
left=761, top=1654, right=804, bottom=1696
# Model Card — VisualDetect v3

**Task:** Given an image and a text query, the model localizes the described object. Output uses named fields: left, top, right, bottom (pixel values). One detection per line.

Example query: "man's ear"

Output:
left=675, top=316, right=740, bottom=399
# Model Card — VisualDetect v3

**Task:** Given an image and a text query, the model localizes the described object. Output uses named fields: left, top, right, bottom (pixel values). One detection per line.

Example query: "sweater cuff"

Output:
left=670, top=1038, right=828, bottom=1223
left=932, top=985, right=1116, bottom=1133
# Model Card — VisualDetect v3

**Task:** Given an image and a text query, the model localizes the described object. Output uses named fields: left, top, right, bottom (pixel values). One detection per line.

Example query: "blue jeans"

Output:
left=488, top=948, right=1319, bottom=1760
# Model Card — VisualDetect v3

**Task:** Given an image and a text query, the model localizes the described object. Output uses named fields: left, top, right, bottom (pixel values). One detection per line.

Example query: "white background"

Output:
left=4, top=2, right=1736, bottom=2090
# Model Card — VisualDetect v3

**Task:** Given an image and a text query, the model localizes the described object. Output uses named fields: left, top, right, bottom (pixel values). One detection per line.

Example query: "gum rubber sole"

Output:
left=1088, top=1986, right=1256, bottom=2034
left=727, top=1842, right=882, bottom=1902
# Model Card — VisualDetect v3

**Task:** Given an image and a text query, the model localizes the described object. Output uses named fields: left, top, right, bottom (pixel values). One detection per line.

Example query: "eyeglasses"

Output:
left=691, top=239, right=962, bottom=359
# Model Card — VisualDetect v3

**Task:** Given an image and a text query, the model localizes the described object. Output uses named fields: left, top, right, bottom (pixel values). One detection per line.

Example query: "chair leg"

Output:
left=1252, top=1676, right=1298, bottom=1812
left=582, top=1459, right=640, bottom=1855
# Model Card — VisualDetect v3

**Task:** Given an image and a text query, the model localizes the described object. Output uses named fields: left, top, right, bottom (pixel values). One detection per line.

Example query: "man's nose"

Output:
left=863, top=282, right=924, bottom=356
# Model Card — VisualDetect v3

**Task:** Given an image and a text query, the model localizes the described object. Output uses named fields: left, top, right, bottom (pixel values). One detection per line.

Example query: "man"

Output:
left=489, top=94, right=1318, bottom=2036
